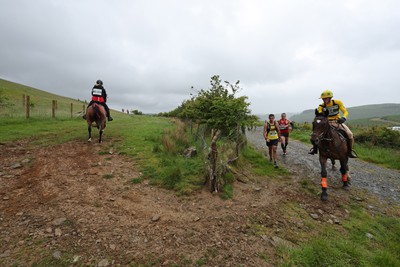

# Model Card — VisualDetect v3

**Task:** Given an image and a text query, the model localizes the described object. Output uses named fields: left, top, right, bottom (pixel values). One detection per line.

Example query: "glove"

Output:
left=337, top=117, right=346, bottom=124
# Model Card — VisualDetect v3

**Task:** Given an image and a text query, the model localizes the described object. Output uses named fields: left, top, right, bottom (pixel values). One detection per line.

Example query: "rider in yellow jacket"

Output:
left=309, top=90, right=358, bottom=158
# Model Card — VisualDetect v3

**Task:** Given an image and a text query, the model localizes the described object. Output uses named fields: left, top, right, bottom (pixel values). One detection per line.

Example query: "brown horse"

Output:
left=310, top=109, right=349, bottom=201
left=86, top=103, right=107, bottom=143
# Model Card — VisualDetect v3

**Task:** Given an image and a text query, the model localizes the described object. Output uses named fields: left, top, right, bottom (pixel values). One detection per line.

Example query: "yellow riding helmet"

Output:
left=319, top=90, right=333, bottom=99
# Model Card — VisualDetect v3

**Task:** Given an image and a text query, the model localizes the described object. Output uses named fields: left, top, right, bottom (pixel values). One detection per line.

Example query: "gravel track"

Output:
left=246, top=128, right=400, bottom=204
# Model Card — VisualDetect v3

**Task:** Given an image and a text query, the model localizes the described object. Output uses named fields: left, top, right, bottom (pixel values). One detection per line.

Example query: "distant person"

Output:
left=278, top=113, right=293, bottom=155
left=83, top=80, right=113, bottom=121
left=309, top=90, right=357, bottom=158
left=264, top=114, right=281, bottom=168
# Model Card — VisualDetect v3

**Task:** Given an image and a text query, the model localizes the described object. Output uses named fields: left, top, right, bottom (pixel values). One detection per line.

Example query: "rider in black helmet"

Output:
left=83, top=80, right=113, bottom=121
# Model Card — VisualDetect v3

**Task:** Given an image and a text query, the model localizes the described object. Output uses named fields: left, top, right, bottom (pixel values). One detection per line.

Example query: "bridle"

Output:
left=311, top=116, right=334, bottom=143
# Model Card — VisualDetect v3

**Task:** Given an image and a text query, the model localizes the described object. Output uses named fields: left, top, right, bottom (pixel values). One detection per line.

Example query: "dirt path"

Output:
left=0, top=136, right=398, bottom=266
left=246, top=128, right=400, bottom=204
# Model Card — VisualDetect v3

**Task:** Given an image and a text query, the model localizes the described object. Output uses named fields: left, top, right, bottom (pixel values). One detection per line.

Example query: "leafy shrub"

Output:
left=355, top=126, right=400, bottom=149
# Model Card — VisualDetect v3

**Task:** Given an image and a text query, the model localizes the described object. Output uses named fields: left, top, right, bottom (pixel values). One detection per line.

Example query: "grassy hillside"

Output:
left=290, top=103, right=400, bottom=124
left=0, top=79, right=88, bottom=118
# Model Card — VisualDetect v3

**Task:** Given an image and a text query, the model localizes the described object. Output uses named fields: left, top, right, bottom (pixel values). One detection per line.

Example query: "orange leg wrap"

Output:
left=342, top=173, right=348, bottom=182
left=321, top=177, right=328, bottom=188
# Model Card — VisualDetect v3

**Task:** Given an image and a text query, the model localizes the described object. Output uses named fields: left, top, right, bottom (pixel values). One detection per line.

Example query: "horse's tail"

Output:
left=92, top=103, right=107, bottom=124
left=92, top=104, right=100, bottom=119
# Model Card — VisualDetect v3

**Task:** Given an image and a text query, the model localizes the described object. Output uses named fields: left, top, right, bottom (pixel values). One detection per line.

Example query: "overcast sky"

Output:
left=1, top=0, right=399, bottom=115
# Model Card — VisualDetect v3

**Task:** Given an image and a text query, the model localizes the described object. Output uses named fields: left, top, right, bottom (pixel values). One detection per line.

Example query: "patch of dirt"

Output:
left=0, top=138, right=397, bottom=266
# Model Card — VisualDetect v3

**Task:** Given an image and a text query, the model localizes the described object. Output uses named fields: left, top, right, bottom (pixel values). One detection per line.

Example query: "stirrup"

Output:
left=348, top=150, right=358, bottom=158
left=108, top=116, right=113, bottom=121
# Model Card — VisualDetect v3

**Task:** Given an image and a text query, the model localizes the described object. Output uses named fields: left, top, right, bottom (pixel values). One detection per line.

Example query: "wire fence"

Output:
left=0, top=94, right=88, bottom=119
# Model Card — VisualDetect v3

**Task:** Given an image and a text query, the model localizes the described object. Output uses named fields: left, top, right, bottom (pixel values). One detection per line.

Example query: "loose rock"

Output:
left=151, top=215, right=160, bottom=222
left=52, top=217, right=67, bottom=226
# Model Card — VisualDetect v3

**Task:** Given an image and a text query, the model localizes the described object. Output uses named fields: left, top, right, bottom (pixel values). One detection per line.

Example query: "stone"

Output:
left=52, top=250, right=62, bottom=259
left=55, top=228, right=62, bottom=237
left=366, top=233, right=374, bottom=239
left=183, top=146, right=197, bottom=158
left=97, top=259, right=109, bottom=267
left=151, top=215, right=160, bottom=222
left=21, top=159, right=31, bottom=164
left=52, top=217, right=67, bottom=226
left=270, top=236, right=296, bottom=248
left=0, top=250, right=11, bottom=258
left=10, top=163, right=23, bottom=169
left=310, top=213, right=319, bottom=220
left=73, top=255, right=81, bottom=263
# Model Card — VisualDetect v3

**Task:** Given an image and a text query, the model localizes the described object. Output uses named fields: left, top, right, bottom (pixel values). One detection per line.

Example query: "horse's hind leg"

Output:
left=88, top=125, right=92, bottom=142
left=330, top=158, right=336, bottom=170
left=319, top=156, right=328, bottom=201
left=98, top=126, right=104, bottom=143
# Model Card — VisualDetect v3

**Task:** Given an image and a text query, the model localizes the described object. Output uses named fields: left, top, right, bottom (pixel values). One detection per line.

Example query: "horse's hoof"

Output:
left=342, top=182, right=349, bottom=190
left=320, top=191, right=328, bottom=201
left=88, top=138, right=92, bottom=143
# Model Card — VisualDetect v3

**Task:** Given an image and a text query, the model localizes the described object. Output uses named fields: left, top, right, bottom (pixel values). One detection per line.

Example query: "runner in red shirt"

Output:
left=278, top=113, right=293, bottom=155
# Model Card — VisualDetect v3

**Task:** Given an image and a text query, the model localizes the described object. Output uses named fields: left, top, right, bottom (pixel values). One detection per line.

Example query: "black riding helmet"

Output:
left=96, top=80, right=103, bottom=85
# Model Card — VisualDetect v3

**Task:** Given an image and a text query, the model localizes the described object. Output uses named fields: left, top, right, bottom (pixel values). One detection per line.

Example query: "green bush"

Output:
left=355, top=126, right=400, bottom=149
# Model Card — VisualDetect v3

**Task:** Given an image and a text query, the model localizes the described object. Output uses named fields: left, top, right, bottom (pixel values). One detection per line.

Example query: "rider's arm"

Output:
left=336, top=99, right=349, bottom=119
left=102, top=89, right=108, bottom=102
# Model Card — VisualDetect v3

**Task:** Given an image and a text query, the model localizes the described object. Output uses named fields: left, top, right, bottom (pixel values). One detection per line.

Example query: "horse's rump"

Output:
left=87, top=103, right=106, bottom=123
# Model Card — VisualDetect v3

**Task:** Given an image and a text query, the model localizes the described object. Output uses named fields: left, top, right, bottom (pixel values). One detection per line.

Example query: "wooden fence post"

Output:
left=70, top=103, right=73, bottom=118
left=22, top=94, right=25, bottom=107
left=52, top=100, right=56, bottom=118
left=26, top=95, right=30, bottom=119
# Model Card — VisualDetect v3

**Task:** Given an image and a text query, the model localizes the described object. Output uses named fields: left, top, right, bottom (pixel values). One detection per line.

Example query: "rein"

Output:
left=314, top=119, right=345, bottom=145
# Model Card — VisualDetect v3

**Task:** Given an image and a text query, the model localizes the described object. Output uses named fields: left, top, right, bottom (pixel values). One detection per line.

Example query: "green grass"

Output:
left=279, top=203, right=400, bottom=267
left=355, top=144, right=400, bottom=169
left=240, top=145, right=289, bottom=177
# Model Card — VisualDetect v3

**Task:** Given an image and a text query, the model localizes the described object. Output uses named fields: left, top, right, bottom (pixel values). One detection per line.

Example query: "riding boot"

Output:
left=104, top=105, right=113, bottom=121
left=308, top=145, right=318, bottom=155
left=348, top=138, right=358, bottom=158
left=82, top=114, right=86, bottom=120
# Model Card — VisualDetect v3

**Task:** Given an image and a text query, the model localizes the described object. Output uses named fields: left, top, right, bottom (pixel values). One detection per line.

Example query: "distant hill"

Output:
left=289, top=103, right=400, bottom=125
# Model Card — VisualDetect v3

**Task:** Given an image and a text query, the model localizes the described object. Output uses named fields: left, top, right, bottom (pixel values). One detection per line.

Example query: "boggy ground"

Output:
left=0, top=138, right=396, bottom=266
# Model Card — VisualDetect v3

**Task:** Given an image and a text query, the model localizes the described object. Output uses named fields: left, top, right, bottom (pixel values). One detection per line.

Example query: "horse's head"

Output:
left=310, top=108, right=330, bottom=146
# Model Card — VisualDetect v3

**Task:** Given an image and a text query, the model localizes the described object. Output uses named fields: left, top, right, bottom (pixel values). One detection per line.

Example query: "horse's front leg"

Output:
left=87, top=123, right=92, bottom=142
left=339, top=158, right=349, bottom=189
left=319, top=155, right=329, bottom=201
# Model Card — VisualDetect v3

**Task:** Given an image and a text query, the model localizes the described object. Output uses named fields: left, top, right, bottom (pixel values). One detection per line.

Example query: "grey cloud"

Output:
left=1, top=0, right=399, bottom=114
